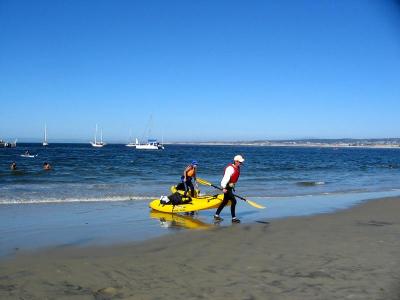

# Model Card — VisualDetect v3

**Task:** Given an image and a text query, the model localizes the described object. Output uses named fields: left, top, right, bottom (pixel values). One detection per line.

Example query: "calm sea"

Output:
left=1, top=143, right=400, bottom=204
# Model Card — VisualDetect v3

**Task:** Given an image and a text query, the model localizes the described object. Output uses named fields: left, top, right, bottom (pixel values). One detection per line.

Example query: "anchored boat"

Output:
left=43, top=124, right=48, bottom=146
left=90, top=124, right=106, bottom=148
left=135, top=138, right=164, bottom=150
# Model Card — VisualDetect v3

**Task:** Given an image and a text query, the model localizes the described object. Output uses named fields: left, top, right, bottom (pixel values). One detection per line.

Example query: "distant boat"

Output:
left=21, top=151, right=37, bottom=158
left=0, top=139, right=17, bottom=148
left=126, top=141, right=136, bottom=147
left=21, top=154, right=37, bottom=158
left=43, top=124, right=48, bottom=146
left=135, top=138, right=164, bottom=150
left=90, top=124, right=106, bottom=147
left=135, top=115, right=164, bottom=150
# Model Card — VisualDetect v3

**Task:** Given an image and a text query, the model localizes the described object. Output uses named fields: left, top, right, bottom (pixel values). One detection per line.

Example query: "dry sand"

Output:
left=1, top=197, right=400, bottom=300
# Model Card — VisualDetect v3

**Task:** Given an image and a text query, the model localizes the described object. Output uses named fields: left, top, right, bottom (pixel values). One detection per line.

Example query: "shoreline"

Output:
left=0, top=190, right=400, bottom=259
left=169, top=142, right=400, bottom=149
left=1, top=190, right=400, bottom=258
left=1, top=196, right=400, bottom=299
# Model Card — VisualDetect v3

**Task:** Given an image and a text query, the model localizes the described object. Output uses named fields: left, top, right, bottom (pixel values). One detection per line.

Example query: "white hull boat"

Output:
left=21, top=154, right=38, bottom=158
left=135, top=138, right=164, bottom=150
left=91, top=124, right=106, bottom=148
left=43, top=124, right=48, bottom=146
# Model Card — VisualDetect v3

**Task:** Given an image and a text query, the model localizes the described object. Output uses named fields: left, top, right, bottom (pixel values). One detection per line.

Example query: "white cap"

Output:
left=234, top=155, right=245, bottom=163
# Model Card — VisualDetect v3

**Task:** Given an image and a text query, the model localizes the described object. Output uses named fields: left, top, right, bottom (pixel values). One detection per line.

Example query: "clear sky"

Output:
left=1, top=0, right=399, bottom=142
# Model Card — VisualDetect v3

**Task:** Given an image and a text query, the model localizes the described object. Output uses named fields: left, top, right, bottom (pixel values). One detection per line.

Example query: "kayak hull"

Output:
left=149, top=185, right=231, bottom=213
left=149, top=194, right=225, bottom=213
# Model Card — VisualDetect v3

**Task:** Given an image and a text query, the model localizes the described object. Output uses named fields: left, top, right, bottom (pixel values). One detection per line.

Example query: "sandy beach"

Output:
left=1, top=197, right=399, bottom=300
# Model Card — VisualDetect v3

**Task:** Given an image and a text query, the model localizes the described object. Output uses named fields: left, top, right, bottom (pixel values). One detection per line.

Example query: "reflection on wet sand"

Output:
left=150, top=211, right=214, bottom=230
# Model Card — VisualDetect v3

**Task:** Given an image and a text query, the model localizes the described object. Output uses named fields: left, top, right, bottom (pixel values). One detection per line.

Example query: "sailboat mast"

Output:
left=95, top=124, right=98, bottom=144
left=148, top=114, right=153, bottom=140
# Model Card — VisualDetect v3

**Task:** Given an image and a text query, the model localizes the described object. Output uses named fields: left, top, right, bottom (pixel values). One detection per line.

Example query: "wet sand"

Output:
left=1, top=197, right=400, bottom=300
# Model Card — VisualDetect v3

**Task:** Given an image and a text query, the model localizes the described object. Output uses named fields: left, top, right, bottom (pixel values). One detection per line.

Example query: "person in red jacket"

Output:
left=214, top=155, right=244, bottom=223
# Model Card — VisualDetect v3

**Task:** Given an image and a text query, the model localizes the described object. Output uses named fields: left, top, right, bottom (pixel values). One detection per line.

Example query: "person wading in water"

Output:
left=181, top=160, right=198, bottom=198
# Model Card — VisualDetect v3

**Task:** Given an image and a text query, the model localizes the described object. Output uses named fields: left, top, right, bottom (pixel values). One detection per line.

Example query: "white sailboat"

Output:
left=135, top=138, right=164, bottom=150
left=91, top=124, right=106, bottom=147
left=126, top=141, right=136, bottom=147
left=42, top=124, right=48, bottom=146
left=134, top=115, right=165, bottom=150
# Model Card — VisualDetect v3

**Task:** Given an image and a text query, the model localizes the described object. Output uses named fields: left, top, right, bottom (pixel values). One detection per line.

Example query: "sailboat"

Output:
left=134, top=115, right=165, bottom=150
left=42, top=124, right=49, bottom=146
left=90, top=124, right=106, bottom=147
left=135, top=138, right=164, bottom=150
left=126, top=141, right=136, bottom=147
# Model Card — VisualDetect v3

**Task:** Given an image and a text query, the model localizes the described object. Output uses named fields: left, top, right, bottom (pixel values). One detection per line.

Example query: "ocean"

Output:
left=1, top=144, right=400, bottom=204
left=1, top=143, right=400, bottom=256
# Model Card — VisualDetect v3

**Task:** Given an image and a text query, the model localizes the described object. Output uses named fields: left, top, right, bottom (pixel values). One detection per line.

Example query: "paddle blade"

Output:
left=246, top=199, right=266, bottom=209
left=197, top=178, right=211, bottom=186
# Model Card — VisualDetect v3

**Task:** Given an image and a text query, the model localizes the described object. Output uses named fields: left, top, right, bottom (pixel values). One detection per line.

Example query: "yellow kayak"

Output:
left=149, top=186, right=228, bottom=213
left=150, top=211, right=213, bottom=230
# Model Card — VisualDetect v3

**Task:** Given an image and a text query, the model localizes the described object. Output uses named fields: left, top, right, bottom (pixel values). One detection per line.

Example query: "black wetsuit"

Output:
left=181, top=176, right=195, bottom=197
left=215, top=186, right=237, bottom=218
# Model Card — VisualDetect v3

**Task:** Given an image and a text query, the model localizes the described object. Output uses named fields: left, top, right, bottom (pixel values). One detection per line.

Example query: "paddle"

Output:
left=197, top=178, right=265, bottom=209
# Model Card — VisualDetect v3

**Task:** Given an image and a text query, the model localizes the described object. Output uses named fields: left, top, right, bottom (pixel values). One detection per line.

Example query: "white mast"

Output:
left=43, top=123, right=48, bottom=146
left=91, top=124, right=104, bottom=147
left=95, top=124, right=98, bottom=144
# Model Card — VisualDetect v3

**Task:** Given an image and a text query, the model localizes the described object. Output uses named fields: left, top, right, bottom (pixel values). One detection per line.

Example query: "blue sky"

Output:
left=1, top=0, right=399, bottom=142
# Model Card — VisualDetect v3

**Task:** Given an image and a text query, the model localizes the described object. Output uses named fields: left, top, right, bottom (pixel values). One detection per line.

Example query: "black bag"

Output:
left=167, top=192, right=191, bottom=205
left=168, top=192, right=183, bottom=205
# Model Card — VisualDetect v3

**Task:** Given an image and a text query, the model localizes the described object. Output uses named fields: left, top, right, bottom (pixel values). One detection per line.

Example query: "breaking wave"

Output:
left=0, top=195, right=154, bottom=205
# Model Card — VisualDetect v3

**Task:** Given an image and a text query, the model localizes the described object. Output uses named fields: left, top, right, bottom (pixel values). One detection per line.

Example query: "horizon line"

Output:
left=7, top=137, right=400, bottom=145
